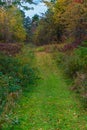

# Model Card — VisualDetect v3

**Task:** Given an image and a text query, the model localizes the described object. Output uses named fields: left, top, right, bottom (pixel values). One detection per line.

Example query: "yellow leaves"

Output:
left=10, top=18, right=16, bottom=26
left=58, top=0, right=67, bottom=4
left=0, top=8, right=6, bottom=24
left=0, top=6, right=26, bottom=42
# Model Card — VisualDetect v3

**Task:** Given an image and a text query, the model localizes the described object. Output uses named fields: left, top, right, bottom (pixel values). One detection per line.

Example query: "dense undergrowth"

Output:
left=53, top=41, right=87, bottom=108
left=0, top=46, right=38, bottom=129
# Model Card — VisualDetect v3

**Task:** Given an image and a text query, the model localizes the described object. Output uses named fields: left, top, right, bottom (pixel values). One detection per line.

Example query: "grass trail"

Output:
left=12, top=51, right=87, bottom=130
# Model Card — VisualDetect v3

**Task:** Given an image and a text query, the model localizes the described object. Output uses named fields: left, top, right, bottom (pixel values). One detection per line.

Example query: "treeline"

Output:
left=0, top=0, right=86, bottom=45
left=0, top=5, right=40, bottom=43
left=32, top=0, right=87, bottom=45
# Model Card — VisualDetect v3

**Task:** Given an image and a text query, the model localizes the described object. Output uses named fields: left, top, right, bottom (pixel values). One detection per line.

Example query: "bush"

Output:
left=53, top=45, right=87, bottom=107
left=63, top=54, right=83, bottom=78
left=0, top=52, right=38, bottom=87
left=53, top=52, right=80, bottom=78
left=75, top=46, right=87, bottom=72
left=0, top=50, right=38, bottom=127
left=0, top=72, right=21, bottom=112
left=0, top=53, right=20, bottom=75
left=54, top=46, right=87, bottom=78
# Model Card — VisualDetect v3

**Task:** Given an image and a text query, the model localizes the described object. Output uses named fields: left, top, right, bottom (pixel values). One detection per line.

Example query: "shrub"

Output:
left=54, top=46, right=87, bottom=78
left=0, top=72, right=21, bottom=112
left=75, top=46, right=87, bottom=72
left=0, top=49, right=38, bottom=128
left=53, top=52, right=81, bottom=78
left=0, top=52, right=20, bottom=75
left=63, top=54, right=83, bottom=78
left=0, top=52, right=38, bottom=87
left=53, top=45, right=87, bottom=107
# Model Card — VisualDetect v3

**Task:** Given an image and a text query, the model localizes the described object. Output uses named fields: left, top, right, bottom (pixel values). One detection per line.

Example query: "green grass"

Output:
left=4, top=51, right=87, bottom=130
left=36, top=46, right=45, bottom=52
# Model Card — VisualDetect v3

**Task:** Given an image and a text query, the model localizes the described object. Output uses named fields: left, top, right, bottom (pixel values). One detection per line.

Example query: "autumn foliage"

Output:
left=32, top=0, right=87, bottom=46
left=0, top=6, right=26, bottom=43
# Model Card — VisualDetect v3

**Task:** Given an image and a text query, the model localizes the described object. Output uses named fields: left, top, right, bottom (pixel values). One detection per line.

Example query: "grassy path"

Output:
left=13, top=51, right=87, bottom=130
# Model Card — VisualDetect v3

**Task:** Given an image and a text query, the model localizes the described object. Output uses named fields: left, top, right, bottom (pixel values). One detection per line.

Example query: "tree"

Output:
left=60, top=0, right=87, bottom=41
left=0, top=6, right=26, bottom=42
left=49, top=0, right=87, bottom=42
left=32, top=11, right=57, bottom=45
left=32, top=14, right=39, bottom=23
left=32, top=0, right=87, bottom=45
left=24, top=16, right=32, bottom=42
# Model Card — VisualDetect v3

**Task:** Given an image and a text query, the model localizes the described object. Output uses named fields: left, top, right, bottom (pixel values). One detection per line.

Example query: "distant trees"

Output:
left=24, top=16, right=32, bottom=42
left=59, top=0, right=87, bottom=41
left=0, top=0, right=86, bottom=44
left=49, top=0, right=87, bottom=42
left=51, top=0, right=87, bottom=42
left=0, top=0, right=34, bottom=43
left=0, top=6, right=26, bottom=42
left=32, top=0, right=87, bottom=45
left=33, top=10, right=58, bottom=45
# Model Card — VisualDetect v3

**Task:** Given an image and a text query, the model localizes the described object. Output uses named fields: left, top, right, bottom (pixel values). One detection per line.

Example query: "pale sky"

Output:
left=24, top=0, right=47, bottom=18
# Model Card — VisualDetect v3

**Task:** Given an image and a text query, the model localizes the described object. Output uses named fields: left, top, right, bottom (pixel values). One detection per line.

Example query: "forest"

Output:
left=0, top=0, right=87, bottom=129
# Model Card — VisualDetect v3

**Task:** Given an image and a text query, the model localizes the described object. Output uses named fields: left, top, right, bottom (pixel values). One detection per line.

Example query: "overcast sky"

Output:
left=24, top=0, right=47, bottom=18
